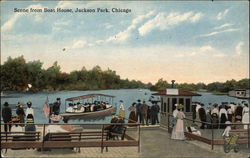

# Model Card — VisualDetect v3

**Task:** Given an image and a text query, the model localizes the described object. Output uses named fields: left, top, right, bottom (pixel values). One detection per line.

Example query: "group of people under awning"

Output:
left=66, top=101, right=112, bottom=113
left=128, top=99, right=160, bottom=126
left=192, top=101, right=249, bottom=129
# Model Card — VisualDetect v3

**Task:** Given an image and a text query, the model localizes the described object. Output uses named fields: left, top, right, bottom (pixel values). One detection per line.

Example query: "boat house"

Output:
left=153, top=88, right=201, bottom=127
left=228, top=89, right=250, bottom=99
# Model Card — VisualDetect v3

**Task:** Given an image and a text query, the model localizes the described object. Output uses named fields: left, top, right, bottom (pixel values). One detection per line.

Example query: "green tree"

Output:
left=26, top=60, right=43, bottom=91
left=1, top=56, right=28, bottom=91
left=150, top=78, right=171, bottom=91
left=236, top=78, right=249, bottom=89
left=45, top=61, right=61, bottom=90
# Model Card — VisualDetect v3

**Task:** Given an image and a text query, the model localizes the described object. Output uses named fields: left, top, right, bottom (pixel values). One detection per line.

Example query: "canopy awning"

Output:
left=65, top=94, right=115, bottom=101
left=152, top=89, right=201, bottom=96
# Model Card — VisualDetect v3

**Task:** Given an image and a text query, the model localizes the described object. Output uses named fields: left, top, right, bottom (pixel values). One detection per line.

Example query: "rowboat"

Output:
left=60, top=94, right=117, bottom=121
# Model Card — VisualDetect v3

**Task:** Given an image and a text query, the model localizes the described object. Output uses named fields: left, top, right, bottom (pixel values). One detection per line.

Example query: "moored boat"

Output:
left=60, top=94, right=117, bottom=121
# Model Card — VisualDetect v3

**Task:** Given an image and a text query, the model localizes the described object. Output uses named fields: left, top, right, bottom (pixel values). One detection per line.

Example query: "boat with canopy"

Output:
left=60, top=94, right=117, bottom=121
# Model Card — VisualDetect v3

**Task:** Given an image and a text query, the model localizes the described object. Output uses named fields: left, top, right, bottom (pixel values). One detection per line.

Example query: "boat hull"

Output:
left=60, top=106, right=117, bottom=120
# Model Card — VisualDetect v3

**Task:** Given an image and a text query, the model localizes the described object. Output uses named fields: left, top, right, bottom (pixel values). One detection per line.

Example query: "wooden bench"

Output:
left=1, top=129, right=139, bottom=153
left=1, top=131, right=41, bottom=149
left=43, top=129, right=138, bottom=152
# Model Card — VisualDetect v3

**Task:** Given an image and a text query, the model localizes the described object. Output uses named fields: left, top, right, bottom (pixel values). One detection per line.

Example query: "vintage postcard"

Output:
left=1, top=1, right=249, bottom=158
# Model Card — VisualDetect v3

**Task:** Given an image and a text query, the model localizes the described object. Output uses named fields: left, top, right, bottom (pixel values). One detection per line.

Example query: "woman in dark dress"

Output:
left=220, top=113, right=227, bottom=129
left=16, top=102, right=25, bottom=126
left=211, top=113, right=219, bottom=129
left=128, top=103, right=137, bottom=126
left=234, top=104, right=243, bottom=122
left=206, top=109, right=212, bottom=129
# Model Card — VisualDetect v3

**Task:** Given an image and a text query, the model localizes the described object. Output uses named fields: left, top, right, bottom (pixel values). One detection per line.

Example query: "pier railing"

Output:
left=167, top=113, right=250, bottom=150
left=1, top=122, right=141, bottom=152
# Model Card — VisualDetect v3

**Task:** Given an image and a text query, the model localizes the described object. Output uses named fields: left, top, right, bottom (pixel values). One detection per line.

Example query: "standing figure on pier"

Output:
left=171, top=104, right=185, bottom=140
left=16, top=102, right=25, bottom=126
left=53, top=98, right=61, bottom=115
left=2, top=102, right=12, bottom=132
left=198, top=104, right=206, bottom=129
left=136, top=100, right=142, bottom=123
left=150, top=102, right=158, bottom=125
left=227, top=106, right=233, bottom=122
left=195, top=102, right=202, bottom=127
left=222, top=121, right=231, bottom=138
left=242, top=103, right=249, bottom=129
left=219, top=105, right=228, bottom=129
left=229, top=102, right=236, bottom=113
left=211, top=104, right=219, bottom=128
left=118, top=100, right=125, bottom=119
left=234, top=103, right=243, bottom=122
left=140, top=101, right=148, bottom=125
left=191, top=103, right=197, bottom=123
left=211, top=104, right=219, bottom=115
left=128, top=103, right=137, bottom=125
left=206, top=107, right=212, bottom=129
left=155, top=102, right=160, bottom=124
left=147, top=105, right=151, bottom=124
left=26, top=101, right=34, bottom=123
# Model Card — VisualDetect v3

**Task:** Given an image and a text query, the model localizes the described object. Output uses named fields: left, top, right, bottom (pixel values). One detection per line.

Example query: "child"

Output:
left=222, top=121, right=231, bottom=138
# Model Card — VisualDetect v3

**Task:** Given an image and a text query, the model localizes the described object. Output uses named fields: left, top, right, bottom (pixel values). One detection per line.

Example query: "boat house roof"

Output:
left=152, top=89, right=201, bottom=96
left=66, top=94, right=115, bottom=101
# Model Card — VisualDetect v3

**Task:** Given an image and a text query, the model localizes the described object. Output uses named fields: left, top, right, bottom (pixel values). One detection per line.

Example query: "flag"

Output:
left=43, top=104, right=50, bottom=117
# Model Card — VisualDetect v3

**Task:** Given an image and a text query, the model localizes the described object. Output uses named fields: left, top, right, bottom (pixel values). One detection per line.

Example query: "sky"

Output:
left=1, top=1, right=249, bottom=84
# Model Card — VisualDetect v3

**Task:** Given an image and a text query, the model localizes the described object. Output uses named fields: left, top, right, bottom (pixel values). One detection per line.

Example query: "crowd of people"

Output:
left=192, top=101, right=249, bottom=129
left=66, top=101, right=112, bottom=113
left=170, top=101, right=249, bottom=141
left=128, top=99, right=160, bottom=125
left=1, top=101, right=36, bottom=134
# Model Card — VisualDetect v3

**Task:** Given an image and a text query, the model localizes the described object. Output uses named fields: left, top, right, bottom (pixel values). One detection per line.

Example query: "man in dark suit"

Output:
left=198, top=104, right=206, bottom=129
left=2, top=102, right=12, bottom=132
left=140, top=101, right=148, bottom=125
left=136, top=100, right=142, bottom=123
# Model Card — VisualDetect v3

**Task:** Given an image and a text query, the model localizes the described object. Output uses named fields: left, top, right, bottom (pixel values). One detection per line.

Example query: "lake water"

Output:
left=1, top=89, right=246, bottom=124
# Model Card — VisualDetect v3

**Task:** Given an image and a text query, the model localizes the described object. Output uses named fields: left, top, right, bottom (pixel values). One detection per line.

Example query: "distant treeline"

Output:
left=1, top=56, right=249, bottom=93
left=150, top=78, right=249, bottom=93
left=0, top=56, right=151, bottom=91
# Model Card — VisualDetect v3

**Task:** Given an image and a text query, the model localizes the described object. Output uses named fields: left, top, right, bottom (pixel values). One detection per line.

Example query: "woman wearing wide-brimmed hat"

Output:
left=16, top=102, right=25, bottom=126
left=171, top=104, right=185, bottom=140
left=26, top=101, right=34, bottom=122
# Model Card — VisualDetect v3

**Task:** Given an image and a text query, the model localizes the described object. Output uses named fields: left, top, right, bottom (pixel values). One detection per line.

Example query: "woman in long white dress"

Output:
left=171, top=104, right=185, bottom=140
left=242, top=103, right=249, bottom=129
